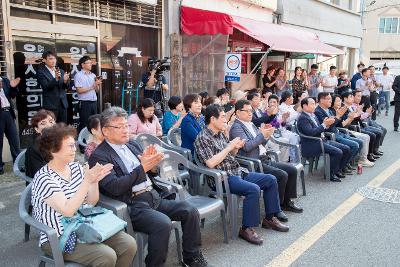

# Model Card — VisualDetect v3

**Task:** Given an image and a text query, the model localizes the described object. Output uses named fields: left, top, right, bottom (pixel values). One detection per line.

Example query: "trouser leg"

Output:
left=244, top=172, right=281, bottom=218
left=228, top=175, right=261, bottom=227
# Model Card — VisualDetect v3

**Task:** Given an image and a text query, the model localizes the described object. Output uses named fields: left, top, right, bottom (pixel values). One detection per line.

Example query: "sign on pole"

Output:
left=224, top=53, right=241, bottom=82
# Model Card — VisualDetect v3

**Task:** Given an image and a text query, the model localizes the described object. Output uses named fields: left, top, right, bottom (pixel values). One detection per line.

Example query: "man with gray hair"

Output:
left=88, top=106, right=210, bottom=267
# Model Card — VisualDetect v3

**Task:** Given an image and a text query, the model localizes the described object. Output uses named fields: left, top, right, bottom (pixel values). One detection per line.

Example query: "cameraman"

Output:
left=142, top=61, right=168, bottom=104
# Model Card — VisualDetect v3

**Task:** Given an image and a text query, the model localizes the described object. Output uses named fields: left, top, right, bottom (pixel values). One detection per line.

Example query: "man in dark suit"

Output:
left=230, top=99, right=302, bottom=215
left=297, top=97, right=349, bottom=182
left=0, top=75, right=21, bottom=175
left=36, top=51, right=69, bottom=123
left=248, top=93, right=274, bottom=127
left=88, top=106, right=209, bottom=267
left=314, top=92, right=359, bottom=173
left=392, top=75, right=400, bottom=131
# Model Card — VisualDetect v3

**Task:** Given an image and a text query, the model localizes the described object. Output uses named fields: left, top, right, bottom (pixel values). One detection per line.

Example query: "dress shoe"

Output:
left=275, top=211, right=288, bottom=222
left=346, top=163, right=357, bottom=171
left=262, top=217, right=289, bottom=232
left=373, top=152, right=381, bottom=158
left=182, top=252, right=212, bottom=267
left=0, top=168, right=3, bottom=175
left=335, top=172, right=346, bottom=179
left=367, top=155, right=376, bottom=162
left=330, top=176, right=342, bottom=182
left=376, top=151, right=384, bottom=156
left=395, top=128, right=398, bottom=132
left=238, top=227, right=263, bottom=245
left=282, top=200, right=303, bottom=213
left=342, top=167, right=353, bottom=175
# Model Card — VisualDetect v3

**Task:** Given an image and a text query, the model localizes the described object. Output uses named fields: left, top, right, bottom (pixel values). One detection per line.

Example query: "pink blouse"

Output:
left=128, top=113, right=162, bottom=137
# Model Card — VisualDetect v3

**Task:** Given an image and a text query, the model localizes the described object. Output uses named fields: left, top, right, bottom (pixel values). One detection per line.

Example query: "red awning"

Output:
left=181, top=6, right=233, bottom=35
left=180, top=6, right=344, bottom=55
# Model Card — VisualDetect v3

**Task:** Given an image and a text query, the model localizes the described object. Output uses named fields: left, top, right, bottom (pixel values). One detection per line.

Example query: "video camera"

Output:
left=148, top=57, right=171, bottom=73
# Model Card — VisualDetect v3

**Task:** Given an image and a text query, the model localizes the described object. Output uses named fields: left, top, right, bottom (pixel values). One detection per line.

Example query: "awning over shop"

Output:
left=181, top=6, right=344, bottom=55
left=181, top=6, right=233, bottom=35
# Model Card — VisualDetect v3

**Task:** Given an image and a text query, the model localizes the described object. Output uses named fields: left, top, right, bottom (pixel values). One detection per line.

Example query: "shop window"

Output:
left=182, top=34, right=228, bottom=97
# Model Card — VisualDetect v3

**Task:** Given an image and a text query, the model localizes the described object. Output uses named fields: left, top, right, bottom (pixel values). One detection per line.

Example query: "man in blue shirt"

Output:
left=350, top=63, right=365, bottom=91
left=74, top=56, right=102, bottom=131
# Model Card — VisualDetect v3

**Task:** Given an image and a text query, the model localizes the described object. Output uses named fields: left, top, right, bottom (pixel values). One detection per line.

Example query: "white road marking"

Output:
left=266, top=158, right=400, bottom=267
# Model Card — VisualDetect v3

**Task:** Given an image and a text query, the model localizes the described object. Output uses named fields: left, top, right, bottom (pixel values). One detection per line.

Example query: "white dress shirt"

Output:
left=239, top=119, right=268, bottom=156
left=45, top=65, right=56, bottom=78
left=107, top=141, right=152, bottom=192
left=0, top=88, right=10, bottom=108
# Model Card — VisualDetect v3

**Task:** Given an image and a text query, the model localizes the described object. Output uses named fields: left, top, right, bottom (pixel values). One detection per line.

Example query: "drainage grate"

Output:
left=357, top=186, right=400, bottom=204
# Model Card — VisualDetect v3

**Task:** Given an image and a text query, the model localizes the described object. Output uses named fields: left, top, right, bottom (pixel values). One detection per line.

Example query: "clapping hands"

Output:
left=138, top=144, right=164, bottom=172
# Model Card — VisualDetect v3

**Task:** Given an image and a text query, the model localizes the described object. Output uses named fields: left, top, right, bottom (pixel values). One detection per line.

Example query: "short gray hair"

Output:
left=100, top=106, right=128, bottom=128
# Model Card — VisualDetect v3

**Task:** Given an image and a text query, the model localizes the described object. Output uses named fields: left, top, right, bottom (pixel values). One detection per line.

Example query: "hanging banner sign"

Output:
left=224, top=53, right=241, bottom=82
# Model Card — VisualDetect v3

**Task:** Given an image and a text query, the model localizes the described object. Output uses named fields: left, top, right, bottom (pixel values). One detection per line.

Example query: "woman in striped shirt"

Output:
left=31, top=123, right=137, bottom=266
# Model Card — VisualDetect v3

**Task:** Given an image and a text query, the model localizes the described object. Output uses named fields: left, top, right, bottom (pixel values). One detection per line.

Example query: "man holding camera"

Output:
left=74, top=56, right=101, bottom=131
left=142, top=59, right=168, bottom=108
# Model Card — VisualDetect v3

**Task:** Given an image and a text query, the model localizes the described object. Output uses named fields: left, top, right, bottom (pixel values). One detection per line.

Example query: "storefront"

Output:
left=3, top=0, right=162, bottom=148
left=178, top=5, right=344, bottom=96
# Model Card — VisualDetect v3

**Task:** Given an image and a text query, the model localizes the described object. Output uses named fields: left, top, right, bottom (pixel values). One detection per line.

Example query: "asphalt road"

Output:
left=1, top=109, right=399, bottom=267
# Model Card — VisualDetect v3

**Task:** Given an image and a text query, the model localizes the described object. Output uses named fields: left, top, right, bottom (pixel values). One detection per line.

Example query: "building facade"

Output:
left=280, top=0, right=362, bottom=75
left=361, top=0, right=400, bottom=74
left=1, top=0, right=164, bottom=149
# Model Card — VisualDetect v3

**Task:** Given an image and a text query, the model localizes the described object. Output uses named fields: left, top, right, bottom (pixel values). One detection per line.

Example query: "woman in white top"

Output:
left=278, top=91, right=299, bottom=126
left=32, top=123, right=137, bottom=266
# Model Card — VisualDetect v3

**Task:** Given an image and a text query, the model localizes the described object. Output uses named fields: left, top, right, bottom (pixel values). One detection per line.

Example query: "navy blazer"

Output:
left=180, top=112, right=205, bottom=155
left=252, top=108, right=273, bottom=127
left=88, top=140, right=154, bottom=204
left=296, top=111, right=325, bottom=158
left=314, top=105, right=340, bottom=134
left=0, top=76, right=18, bottom=119
left=36, top=64, right=68, bottom=110
left=229, top=119, right=267, bottom=159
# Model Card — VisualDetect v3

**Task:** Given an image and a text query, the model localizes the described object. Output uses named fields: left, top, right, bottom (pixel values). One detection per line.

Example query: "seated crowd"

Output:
left=22, top=81, right=387, bottom=267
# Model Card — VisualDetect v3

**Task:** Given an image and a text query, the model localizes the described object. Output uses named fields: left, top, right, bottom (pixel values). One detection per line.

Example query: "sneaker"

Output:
left=359, top=158, right=374, bottom=167
left=182, top=252, right=212, bottom=267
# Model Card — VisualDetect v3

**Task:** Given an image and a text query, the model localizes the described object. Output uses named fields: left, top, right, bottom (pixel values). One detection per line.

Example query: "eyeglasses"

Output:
left=66, top=142, right=78, bottom=151
left=39, top=120, right=55, bottom=126
left=240, top=109, right=253, bottom=114
left=104, top=124, right=129, bottom=130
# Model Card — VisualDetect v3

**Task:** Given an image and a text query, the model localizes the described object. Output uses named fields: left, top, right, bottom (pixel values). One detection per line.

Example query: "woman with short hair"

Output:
left=32, top=123, right=137, bottom=266
left=25, top=109, right=56, bottom=179
left=180, top=94, right=205, bottom=155
left=162, top=96, right=186, bottom=135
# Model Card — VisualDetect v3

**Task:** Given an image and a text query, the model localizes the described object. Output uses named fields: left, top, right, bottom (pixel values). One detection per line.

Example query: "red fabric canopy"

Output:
left=232, top=16, right=344, bottom=55
left=181, top=6, right=344, bottom=55
left=181, top=6, right=233, bottom=35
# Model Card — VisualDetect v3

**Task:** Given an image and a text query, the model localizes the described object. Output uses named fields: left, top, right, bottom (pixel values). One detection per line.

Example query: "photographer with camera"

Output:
left=142, top=57, right=169, bottom=116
